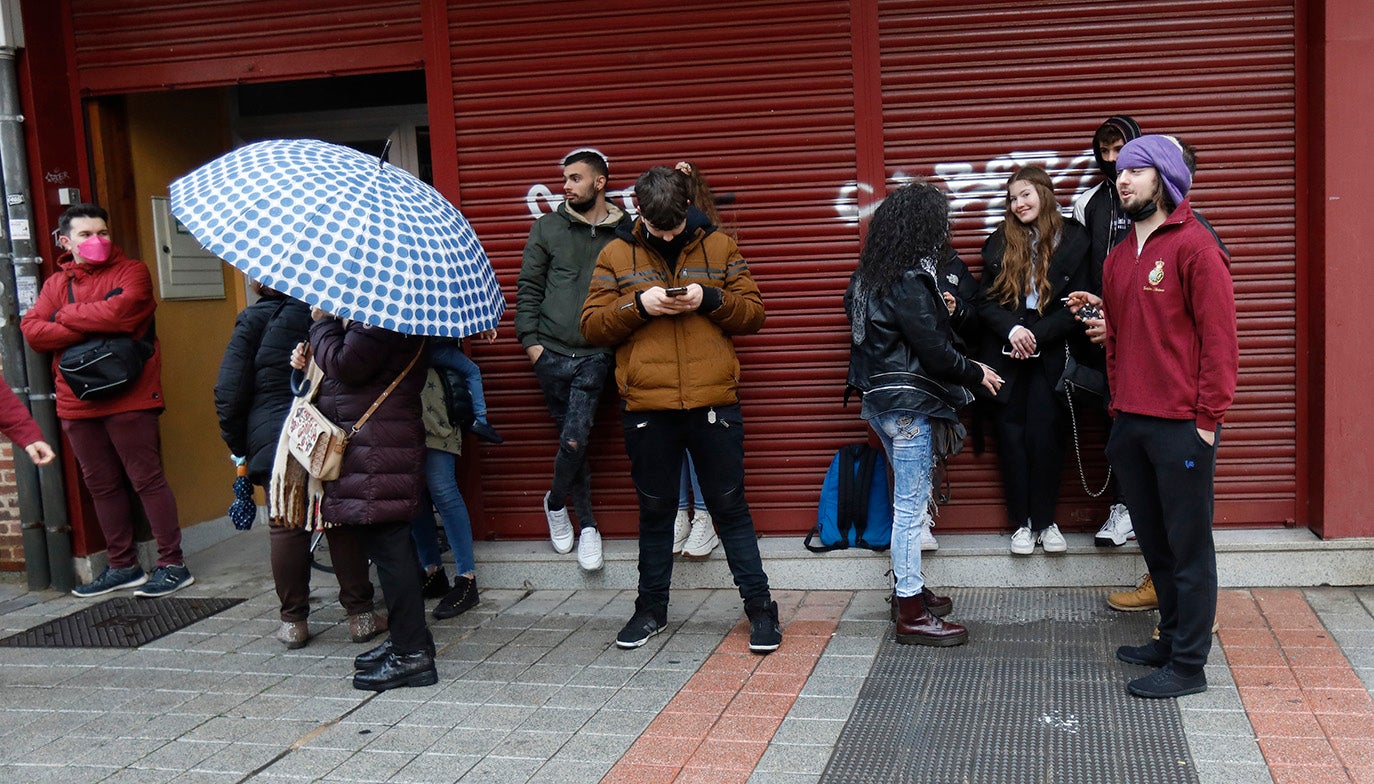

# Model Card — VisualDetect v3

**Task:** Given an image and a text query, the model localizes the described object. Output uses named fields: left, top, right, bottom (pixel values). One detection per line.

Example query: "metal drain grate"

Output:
left=821, top=588, right=1199, bottom=784
left=0, top=596, right=244, bottom=648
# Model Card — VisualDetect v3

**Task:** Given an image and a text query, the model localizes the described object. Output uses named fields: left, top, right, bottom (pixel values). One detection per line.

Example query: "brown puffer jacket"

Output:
left=310, top=319, right=427, bottom=525
left=580, top=209, right=764, bottom=411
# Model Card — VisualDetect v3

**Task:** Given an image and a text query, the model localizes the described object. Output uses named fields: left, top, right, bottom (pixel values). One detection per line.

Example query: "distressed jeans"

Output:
left=870, top=410, right=933, bottom=598
left=532, top=351, right=611, bottom=528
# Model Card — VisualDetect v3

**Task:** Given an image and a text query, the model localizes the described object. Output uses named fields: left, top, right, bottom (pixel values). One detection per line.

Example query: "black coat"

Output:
left=310, top=319, right=428, bottom=526
left=214, top=295, right=312, bottom=486
left=846, top=268, right=983, bottom=422
left=936, top=247, right=980, bottom=354
left=974, top=220, right=1091, bottom=402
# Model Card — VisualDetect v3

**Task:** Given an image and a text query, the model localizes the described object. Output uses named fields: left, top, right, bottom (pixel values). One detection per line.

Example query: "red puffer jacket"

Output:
left=310, top=318, right=427, bottom=526
left=20, top=247, right=163, bottom=420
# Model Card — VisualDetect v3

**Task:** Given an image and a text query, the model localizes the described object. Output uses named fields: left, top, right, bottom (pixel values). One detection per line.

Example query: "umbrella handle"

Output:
left=290, top=367, right=311, bottom=397
left=236, top=463, right=249, bottom=478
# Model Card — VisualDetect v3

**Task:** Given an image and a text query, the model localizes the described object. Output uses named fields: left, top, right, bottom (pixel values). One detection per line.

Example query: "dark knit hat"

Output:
left=1116, top=135, right=1192, bottom=207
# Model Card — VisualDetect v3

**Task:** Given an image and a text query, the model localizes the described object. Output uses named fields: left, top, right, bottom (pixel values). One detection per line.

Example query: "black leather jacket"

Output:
left=845, top=268, right=983, bottom=422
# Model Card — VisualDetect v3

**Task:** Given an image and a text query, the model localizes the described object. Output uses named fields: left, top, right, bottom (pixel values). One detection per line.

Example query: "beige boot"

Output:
left=1108, top=573, right=1158, bottom=611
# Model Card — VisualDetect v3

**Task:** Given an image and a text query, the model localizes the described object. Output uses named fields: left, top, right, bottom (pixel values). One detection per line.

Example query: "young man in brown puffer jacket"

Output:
left=581, top=166, right=781, bottom=655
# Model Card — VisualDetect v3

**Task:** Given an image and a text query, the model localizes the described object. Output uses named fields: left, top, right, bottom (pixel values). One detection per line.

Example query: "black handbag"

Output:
left=56, top=281, right=155, bottom=401
left=1054, top=346, right=1109, bottom=410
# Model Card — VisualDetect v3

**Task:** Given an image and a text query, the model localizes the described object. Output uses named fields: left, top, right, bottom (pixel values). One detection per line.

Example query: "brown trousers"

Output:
left=269, top=525, right=374, bottom=622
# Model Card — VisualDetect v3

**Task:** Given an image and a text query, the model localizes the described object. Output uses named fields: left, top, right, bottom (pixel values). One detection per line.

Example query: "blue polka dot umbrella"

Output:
left=168, top=139, right=504, bottom=337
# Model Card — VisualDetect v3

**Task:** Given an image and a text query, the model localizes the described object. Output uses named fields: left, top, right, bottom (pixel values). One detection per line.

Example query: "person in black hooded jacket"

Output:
left=213, top=283, right=378, bottom=652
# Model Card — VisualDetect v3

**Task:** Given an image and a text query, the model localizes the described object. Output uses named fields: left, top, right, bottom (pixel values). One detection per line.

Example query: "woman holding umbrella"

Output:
left=291, top=311, right=434, bottom=691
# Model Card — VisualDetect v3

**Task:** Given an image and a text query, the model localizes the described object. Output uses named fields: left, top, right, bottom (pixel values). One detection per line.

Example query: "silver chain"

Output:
left=1062, top=351, right=1112, bottom=498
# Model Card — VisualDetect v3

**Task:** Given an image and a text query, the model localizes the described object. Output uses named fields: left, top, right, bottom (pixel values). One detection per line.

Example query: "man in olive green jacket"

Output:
left=516, top=148, right=629, bottom=572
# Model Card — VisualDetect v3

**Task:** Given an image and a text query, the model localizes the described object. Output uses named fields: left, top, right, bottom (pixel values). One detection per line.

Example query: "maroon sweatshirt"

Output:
left=0, top=384, right=43, bottom=449
left=1103, top=199, right=1238, bottom=431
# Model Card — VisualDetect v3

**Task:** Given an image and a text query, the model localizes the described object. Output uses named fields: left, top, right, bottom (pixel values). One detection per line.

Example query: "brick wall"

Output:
left=0, top=439, right=24, bottom=571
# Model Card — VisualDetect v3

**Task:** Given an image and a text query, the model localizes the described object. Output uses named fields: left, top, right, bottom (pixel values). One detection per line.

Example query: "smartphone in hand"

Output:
left=664, top=286, right=688, bottom=297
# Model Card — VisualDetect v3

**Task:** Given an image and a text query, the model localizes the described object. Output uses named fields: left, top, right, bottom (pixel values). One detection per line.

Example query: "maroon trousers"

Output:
left=62, top=410, right=182, bottom=569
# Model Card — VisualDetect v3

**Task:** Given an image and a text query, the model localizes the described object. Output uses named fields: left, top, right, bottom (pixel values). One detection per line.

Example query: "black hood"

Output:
left=618, top=204, right=715, bottom=246
left=1094, top=114, right=1142, bottom=181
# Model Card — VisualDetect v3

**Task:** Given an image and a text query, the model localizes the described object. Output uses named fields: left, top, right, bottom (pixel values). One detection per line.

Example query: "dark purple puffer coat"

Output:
left=309, top=318, right=428, bottom=526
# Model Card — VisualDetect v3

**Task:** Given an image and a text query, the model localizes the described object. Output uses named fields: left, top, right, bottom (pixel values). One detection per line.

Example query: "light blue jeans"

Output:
left=409, top=449, right=476, bottom=575
left=870, top=410, right=934, bottom=598
left=678, top=451, right=703, bottom=511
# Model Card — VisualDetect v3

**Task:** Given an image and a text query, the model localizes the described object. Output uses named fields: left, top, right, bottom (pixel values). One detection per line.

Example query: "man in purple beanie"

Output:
left=1099, top=134, right=1238, bottom=699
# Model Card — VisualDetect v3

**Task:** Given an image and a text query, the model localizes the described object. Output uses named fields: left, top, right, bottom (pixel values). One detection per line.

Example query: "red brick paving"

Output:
left=600, top=590, right=848, bottom=783
left=1218, top=588, right=1374, bottom=784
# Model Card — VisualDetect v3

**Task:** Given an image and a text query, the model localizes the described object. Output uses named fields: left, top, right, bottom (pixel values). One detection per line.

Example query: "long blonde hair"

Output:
left=987, top=166, right=1062, bottom=312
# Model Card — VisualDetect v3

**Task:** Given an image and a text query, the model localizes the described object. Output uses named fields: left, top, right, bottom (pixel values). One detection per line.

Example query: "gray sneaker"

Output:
left=134, top=565, right=195, bottom=598
left=71, top=565, right=148, bottom=598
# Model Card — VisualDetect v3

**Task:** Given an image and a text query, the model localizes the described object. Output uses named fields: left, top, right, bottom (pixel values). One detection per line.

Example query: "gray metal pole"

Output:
left=0, top=46, right=73, bottom=591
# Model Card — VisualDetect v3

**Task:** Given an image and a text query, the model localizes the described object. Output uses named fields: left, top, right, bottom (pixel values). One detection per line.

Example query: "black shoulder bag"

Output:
left=57, top=281, right=156, bottom=401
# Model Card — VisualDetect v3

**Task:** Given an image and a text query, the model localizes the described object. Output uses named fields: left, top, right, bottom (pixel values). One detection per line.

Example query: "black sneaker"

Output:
left=745, top=599, right=782, bottom=654
left=1116, top=640, right=1170, bottom=667
left=133, top=565, right=195, bottom=598
left=71, top=565, right=147, bottom=598
left=1128, top=665, right=1207, bottom=698
left=470, top=421, right=504, bottom=444
left=421, top=566, right=451, bottom=600
left=433, top=575, right=479, bottom=619
left=616, top=606, right=665, bottom=649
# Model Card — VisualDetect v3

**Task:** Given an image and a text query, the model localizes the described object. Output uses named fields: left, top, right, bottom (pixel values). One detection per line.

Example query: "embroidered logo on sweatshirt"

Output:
left=1145, top=260, right=1166, bottom=292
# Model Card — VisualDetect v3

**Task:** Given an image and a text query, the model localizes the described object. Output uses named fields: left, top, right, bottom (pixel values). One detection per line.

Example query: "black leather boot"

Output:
left=353, top=639, right=437, bottom=672
left=895, top=593, right=968, bottom=647
left=353, top=650, right=438, bottom=691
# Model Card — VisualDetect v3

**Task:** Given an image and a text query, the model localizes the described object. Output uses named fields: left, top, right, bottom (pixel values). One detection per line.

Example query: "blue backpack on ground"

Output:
left=805, top=443, right=893, bottom=552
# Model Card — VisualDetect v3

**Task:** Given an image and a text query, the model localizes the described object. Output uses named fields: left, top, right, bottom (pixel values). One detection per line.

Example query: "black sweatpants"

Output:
left=1106, top=413, right=1219, bottom=673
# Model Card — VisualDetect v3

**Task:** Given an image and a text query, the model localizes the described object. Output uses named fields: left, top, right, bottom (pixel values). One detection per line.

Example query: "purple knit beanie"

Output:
left=1116, top=135, right=1192, bottom=207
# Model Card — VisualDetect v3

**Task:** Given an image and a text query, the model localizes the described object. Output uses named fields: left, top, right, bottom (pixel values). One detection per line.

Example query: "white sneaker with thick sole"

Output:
left=682, top=511, right=719, bottom=559
left=1094, top=504, right=1135, bottom=547
left=672, top=510, right=691, bottom=554
left=543, top=492, right=574, bottom=554
left=1010, top=526, right=1035, bottom=555
left=918, top=514, right=939, bottom=552
left=577, top=527, right=603, bottom=571
left=1038, top=524, right=1068, bottom=553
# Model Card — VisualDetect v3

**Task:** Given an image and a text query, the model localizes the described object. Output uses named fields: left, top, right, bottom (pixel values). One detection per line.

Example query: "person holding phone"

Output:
left=974, top=166, right=1090, bottom=555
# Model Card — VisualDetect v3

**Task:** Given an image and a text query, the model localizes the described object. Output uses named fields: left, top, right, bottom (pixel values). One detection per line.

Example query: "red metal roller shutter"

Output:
left=446, top=0, right=863, bottom=538
left=877, top=0, right=1298, bottom=529
left=69, top=0, right=424, bottom=94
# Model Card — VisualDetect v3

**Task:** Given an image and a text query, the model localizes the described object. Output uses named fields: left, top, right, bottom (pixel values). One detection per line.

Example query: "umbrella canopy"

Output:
left=169, top=139, right=505, bottom=338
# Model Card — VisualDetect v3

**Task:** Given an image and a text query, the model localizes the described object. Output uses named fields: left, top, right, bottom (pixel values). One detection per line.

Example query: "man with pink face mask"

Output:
left=22, top=203, right=192, bottom=598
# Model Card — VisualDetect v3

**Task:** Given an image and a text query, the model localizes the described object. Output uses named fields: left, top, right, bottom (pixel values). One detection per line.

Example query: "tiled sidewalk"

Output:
left=0, top=531, right=1370, bottom=784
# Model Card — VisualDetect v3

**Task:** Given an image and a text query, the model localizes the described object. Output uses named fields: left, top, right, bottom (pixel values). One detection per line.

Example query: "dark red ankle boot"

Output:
left=895, top=593, right=968, bottom=647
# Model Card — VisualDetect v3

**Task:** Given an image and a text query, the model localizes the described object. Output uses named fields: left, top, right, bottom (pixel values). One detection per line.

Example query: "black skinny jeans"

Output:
left=993, top=357, right=1066, bottom=530
left=533, top=351, right=611, bottom=528
left=621, top=404, right=771, bottom=617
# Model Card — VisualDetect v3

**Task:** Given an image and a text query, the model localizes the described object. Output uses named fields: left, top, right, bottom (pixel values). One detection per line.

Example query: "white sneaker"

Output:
left=682, top=511, right=719, bottom=559
left=543, top=492, right=574, bottom=554
left=1010, top=526, right=1035, bottom=555
left=672, top=510, right=691, bottom=554
left=576, top=527, right=603, bottom=571
left=1039, top=524, right=1068, bottom=553
left=918, top=512, right=938, bottom=552
left=1094, top=504, right=1135, bottom=547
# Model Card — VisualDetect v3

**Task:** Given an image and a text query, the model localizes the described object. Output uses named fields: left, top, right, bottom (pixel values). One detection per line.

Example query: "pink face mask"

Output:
left=74, top=235, right=113, bottom=263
